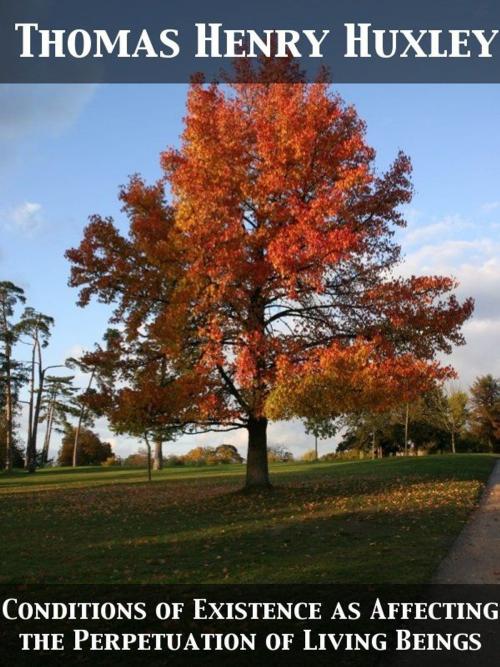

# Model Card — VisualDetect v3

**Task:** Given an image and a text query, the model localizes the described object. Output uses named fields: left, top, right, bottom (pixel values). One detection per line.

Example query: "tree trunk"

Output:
left=144, top=433, right=152, bottom=482
left=1, top=302, right=15, bottom=472
left=4, top=352, right=13, bottom=471
left=72, top=414, right=83, bottom=468
left=153, top=439, right=163, bottom=470
left=42, top=397, right=55, bottom=465
left=314, top=434, right=318, bottom=461
left=26, top=344, right=44, bottom=473
left=451, top=430, right=456, bottom=454
left=404, top=402, right=409, bottom=455
left=25, top=343, right=36, bottom=471
left=73, top=368, right=95, bottom=467
left=245, top=417, right=270, bottom=490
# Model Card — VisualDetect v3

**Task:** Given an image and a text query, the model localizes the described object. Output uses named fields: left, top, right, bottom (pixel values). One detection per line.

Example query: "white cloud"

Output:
left=402, top=238, right=500, bottom=275
left=447, top=318, right=500, bottom=386
left=4, top=201, right=43, bottom=235
left=399, top=228, right=500, bottom=387
left=403, top=214, right=472, bottom=246
left=481, top=201, right=500, bottom=213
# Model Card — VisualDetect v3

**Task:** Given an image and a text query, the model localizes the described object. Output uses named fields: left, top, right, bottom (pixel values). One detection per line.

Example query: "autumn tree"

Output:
left=67, top=64, right=473, bottom=489
left=213, top=444, right=243, bottom=464
left=58, top=426, right=113, bottom=466
left=183, top=446, right=213, bottom=466
left=123, top=448, right=149, bottom=468
left=469, top=375, right=500, bottom=452
left=74, top=329, right=179, bottom=471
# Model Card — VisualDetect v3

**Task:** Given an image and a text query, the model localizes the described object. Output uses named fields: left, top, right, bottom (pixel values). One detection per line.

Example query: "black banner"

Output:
left=2, top=1, right=500, bottom=82
left=0, top=585, right=499, bottom=666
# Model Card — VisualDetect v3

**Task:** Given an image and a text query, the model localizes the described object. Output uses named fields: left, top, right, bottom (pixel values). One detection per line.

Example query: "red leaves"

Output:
left=66, top=73, right=472, bottom=435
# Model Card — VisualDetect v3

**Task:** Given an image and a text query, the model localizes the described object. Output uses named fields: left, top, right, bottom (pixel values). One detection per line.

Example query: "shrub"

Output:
left=268, top=445, right=294, bottom=463
left=123, top=449, right=148, bottom=467
left=165, top=454, right=185, bottom=466
left=101, top=455, right=120, bottom=467
left=183, top=446, right=212, bottom=465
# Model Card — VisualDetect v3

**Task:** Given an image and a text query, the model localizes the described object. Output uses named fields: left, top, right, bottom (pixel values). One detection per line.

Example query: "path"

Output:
left=433, top=459, right=500, bottom=583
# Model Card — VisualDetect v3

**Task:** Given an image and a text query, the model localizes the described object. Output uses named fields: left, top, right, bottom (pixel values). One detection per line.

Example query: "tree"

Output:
left=58, top=426, right=113, bottom=466
left=339, top=409, right=399, bottom=458
left=70, top=330, right=180, bottom=471
left=267, top=445, right=294, bottom=463
left=304, top=416, right=338, bottom=461
left=183, top=446, right=213, bottom=466
left=0, top=350, right=28, bottom=469
left=0, top=282, right=26, bottom=470
left=18, top=308, right=55, bottom=472
left=39, top=375, right=78, bottom=465
left=429, top=387, right=469, bottom=454
left=469, top=375, right=500, bottom=452
left=66, top=64, right=473, bottom=489
left=213, top=444, right=244, bottom=464
left=65, top=356, right=97, bottom=468
left=123, top=449, right=149, bottom=467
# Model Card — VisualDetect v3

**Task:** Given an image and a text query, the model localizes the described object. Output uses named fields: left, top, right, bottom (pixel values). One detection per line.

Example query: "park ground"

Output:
left=0, top=454, right=496, bottom=584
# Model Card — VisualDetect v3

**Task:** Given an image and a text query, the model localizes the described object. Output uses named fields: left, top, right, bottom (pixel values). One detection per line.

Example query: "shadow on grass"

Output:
left=10, top=499, right=474, bottom=585
left=0, top=456, right=493, bottom=585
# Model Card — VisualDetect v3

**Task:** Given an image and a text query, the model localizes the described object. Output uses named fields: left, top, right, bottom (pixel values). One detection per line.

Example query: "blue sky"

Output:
left=1, top=83, right=499, bottom=458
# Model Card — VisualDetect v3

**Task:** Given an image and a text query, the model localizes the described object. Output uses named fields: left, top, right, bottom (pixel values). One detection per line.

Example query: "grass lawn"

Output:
left=0, top=454, right=495, bottom=585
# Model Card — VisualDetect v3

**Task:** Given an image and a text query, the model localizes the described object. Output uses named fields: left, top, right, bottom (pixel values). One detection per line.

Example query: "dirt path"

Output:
left=433, top=460, right=500, bottom=583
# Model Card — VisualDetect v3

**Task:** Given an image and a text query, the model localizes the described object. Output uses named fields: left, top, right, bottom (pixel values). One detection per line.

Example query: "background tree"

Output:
left=267, top=445, right=294, bottom=463
left=212, top=444, right=244, bottom=464
left=0, top=383, right=25, bottom=469
left=67, top=65, right=473, bottom=489
left=58, top=426, right=113, bottom=466
left=123, top=448, right=149, bottom=467
left=338, top=409, right=399, bottom=458
left=72, top=329, right=181, bottom=471
left=183, top=446, right=213, bottom=466
left=429, top=387, right=469, bottom=454
left=304, top=416, right=338, bottom=461
left=338, top=394, right=456, bottom=457
left=65, top=356, right=98, bottom=468
left=0, top=281, right=26, bottom=470
left=469, top=375, right=500, bottom=452
left=0, top=351, right=28, bottom=469
left=39, top=375, right=78, bottom=465
left=18, top=308, right=55, bottom=472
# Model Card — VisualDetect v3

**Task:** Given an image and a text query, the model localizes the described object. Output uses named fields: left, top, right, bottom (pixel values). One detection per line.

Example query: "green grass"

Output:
left=0, top=454, right=495, bottom=584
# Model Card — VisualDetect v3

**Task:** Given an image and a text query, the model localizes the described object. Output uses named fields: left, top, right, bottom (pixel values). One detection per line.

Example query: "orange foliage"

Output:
left=66, top=62, right=473, bottom=443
